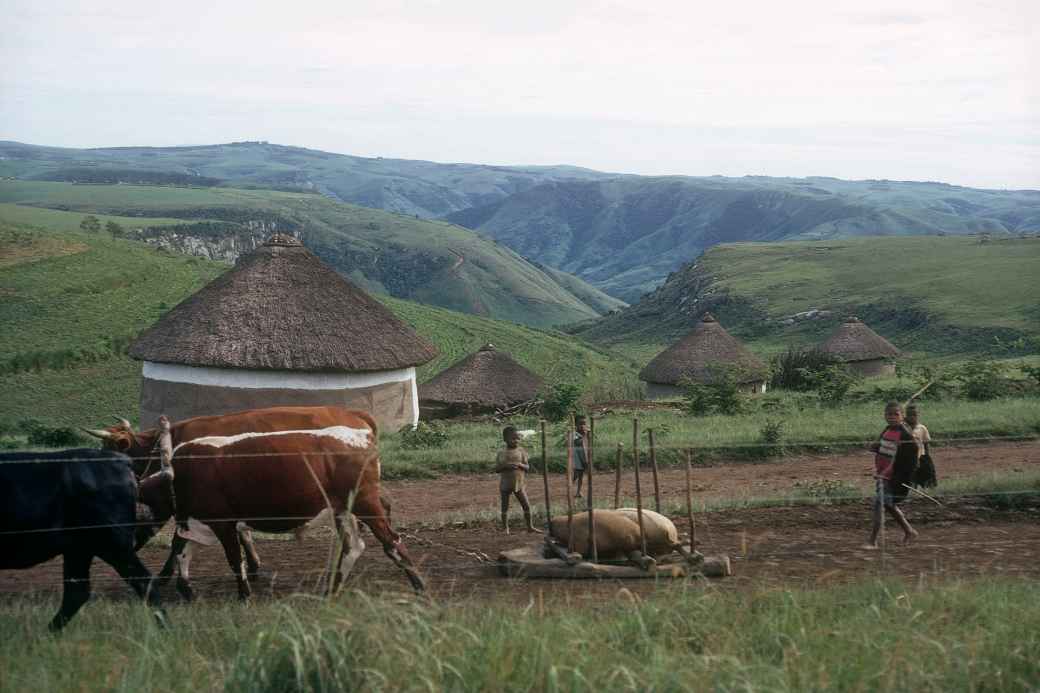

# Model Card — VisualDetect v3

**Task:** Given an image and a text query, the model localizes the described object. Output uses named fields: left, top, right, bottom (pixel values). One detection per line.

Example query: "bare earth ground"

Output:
left=2, top=442, right=1038, bottom=606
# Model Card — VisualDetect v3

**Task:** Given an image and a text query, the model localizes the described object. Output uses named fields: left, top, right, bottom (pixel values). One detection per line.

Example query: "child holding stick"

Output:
left=495, top=426, right=538, bottom=534
left=866, top=401, right=919, bottom=548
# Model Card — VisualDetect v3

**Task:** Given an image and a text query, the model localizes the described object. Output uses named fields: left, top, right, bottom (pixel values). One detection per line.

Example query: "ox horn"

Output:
left=82, top=427, right=114, bottom=440
left=112, top=416, right=133, bottom=431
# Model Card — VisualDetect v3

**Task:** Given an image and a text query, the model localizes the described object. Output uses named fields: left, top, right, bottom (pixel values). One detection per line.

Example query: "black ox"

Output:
left=0, top=449, right=165, bottom=630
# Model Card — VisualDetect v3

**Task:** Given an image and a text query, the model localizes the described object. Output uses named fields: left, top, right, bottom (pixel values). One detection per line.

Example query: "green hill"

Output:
left=0, top=140, right=612, bottom=218
left=576, top=235, right=1040, bottom=360
left=0, top=181, right=623, bottom=328
left=0, top=219, right=638, bottom=430
left=448, top=177, right=1040, bottom=302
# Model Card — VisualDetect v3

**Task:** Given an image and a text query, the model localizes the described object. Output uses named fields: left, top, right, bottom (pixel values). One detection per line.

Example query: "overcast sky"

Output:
left=2, top=0, right=1037, bottom=189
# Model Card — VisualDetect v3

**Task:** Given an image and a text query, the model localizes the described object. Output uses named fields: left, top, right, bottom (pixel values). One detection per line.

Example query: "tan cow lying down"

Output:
left=548, top=508, right=682, bottom=560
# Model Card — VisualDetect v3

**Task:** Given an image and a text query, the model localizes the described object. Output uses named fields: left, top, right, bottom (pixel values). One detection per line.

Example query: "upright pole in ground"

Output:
left=632, top=418, right=648, bottom=557
left=586, top=416, right=597, bottom=563
left=685, top=448, right=696, bottom=554
left=540, top=419, right=551, bottom=527
left=648, top=428, right=662, bottom=514
left=565, top=423, right=576, bottom=553
left=614, top=443, right=623, bottom=509
left=876, top=476, right=887, bottom=572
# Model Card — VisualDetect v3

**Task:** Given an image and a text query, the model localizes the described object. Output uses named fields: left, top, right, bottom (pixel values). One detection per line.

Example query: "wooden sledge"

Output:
left=497, top=544, right=731, bottom=580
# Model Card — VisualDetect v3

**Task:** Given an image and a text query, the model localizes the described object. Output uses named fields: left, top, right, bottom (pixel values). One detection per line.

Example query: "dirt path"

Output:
left=382, top=440, right=1040, bottom=525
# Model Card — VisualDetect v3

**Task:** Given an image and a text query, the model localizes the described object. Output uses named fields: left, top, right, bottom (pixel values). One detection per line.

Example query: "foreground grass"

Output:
left=1, top=580, right=1037, bottom=692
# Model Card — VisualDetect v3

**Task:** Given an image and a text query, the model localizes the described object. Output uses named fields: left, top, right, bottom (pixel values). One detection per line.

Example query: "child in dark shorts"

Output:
left=865, top=401, right=919, bottom=548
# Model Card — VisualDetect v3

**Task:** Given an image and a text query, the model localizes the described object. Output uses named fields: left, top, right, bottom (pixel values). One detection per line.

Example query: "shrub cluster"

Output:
left=540, top=382, right=584, bottom=422
left=397, top=421, right=448, bottom=449
left=679, top=364, right=750, bottom=416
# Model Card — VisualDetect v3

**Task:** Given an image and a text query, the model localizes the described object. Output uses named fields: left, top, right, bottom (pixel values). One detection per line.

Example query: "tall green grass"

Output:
left=1, top=580, right=1037, bottom=692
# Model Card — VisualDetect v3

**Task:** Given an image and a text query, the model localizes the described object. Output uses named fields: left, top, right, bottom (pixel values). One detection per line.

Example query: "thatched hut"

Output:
left=129, top=234, right=438, bottom=432
left=419, top=343, right=543, bottom=418
left=639, top=314, right=768, bottom=399
left=818, top=317, right=901, bottom=377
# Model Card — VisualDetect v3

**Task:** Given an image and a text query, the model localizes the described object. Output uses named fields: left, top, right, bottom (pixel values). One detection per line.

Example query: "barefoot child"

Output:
left=496, top=426, right=537, bottom=533
left=867, top=401, right=919, bottom=548
left=906, top=404, right=937, bottom=487
left=572, top=416, right=589, bottom=498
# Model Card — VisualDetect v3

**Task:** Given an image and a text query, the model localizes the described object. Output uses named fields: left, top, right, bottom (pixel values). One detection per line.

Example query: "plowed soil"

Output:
left=2, top=441, right=1038, bottom=606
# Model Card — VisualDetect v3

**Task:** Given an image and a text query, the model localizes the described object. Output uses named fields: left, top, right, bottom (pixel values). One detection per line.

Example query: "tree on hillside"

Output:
left=80, top=215, right=101, bottom=233
left=105, top=221, right=125, bottom=238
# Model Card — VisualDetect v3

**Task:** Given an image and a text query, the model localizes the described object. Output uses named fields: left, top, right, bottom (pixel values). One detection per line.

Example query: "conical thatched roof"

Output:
left=639, top=313, right=768, bottom=385
left=420, top=343, right=543, bottom=407
left=130, top=234, right=438, bottom=372
left=819, top=317, right=901, bottom=362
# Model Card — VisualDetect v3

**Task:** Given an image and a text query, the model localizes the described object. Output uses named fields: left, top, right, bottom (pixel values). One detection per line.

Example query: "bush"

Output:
left=540, top=383, right=584, bottom=422
left=804, top=364, right=860, bottom=405
left=18, top=418, right=88, bottom=447
left=397, top=421, right=448, bottom=449
left=770, top=348, right=842, bottom=391
left=955, top=358, right=1009, bottom=401
left=679, top=364, right=750, bottom=417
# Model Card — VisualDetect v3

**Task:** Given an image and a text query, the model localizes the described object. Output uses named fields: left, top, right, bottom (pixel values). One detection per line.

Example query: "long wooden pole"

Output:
left=685, top=448, right=696, bottom=554
left=614, top=443, right=623, bottom=509
left=648, top=428, right=662, bottom=514
left=632, top=418, right=647, bottom=557
left=540, top=419, right=551, bottom=527
left=565, top=424, right=575, bottom=553
left=586, top=416, right=597, bottom=563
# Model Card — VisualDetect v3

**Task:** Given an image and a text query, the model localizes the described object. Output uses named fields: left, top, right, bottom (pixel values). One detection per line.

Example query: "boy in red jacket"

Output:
left=866, top=401, right=919, bottom=548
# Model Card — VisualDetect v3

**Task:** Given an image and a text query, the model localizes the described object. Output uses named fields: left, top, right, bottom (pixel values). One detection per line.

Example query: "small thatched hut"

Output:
left=129, top=234, right=438, bottom=431
left=419, top=343, right=543, bottom=418
left=818, top=317, right=901, bottom=377
left=639, top=313, right=768, bottom=399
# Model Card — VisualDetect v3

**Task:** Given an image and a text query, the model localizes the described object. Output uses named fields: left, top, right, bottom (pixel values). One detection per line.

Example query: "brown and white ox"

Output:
left=86, top=406, right=424, bottom=599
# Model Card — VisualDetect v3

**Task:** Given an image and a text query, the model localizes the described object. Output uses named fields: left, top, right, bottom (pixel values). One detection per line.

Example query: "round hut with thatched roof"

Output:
left=639, top=313, right=769, bottom=399
left=818, top=317, right=901, bottom=377
left=129, top=234, right=438, bottom=432
left=419, top=343, right=543, bottom=418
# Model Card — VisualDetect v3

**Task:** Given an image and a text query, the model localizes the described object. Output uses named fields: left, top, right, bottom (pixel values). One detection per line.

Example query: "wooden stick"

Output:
left=565, top=424, right=575, bottom=553
left=632, top=418, right=647, bottom=557
left=540, top=419, right=551, bottom=527
left=587, top=416, right=597, bottom=563
left=685, top=448, right=696, bottom=554
left=614, top=443, right=623, bottom=509
left=648, top=428, right=662, bottom=514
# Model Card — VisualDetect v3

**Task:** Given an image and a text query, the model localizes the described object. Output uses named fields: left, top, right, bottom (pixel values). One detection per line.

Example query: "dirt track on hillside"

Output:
left=1, top=441, right=1037, bottom=607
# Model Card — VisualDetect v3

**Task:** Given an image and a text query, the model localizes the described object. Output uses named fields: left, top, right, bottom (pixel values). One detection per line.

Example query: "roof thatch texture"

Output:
left=130, top=234, right=438, bottom=372
left=420, top=344, right=543, bottom=407
left=638, top=313, right=768, bottom=385
left=819, top=317, right=901, bottom=362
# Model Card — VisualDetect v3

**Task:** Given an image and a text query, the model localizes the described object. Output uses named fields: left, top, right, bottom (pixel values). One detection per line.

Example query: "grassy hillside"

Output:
left=0, top=220, right=638, bottom=430
left=577, top=235, right=1040, bottom=360
left=0, top=140, right=611, bottom=218
left=0, top=181, right=619, bottom=328
left=448, top=177, right=1040, bottom=301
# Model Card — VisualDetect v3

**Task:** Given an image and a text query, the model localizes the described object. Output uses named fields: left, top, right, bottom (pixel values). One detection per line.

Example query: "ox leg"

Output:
left=100, top=549, right=168, bottom=628
left=50, top=552, right=93, bottom=632
left=212, top=523, right=251, bottom=600
left=174, top=541, right=196, bottom=602
left=237, top=522, right=262, bottom=583
left=356, top=495, right=426, bottom=593
left=330, top=513, right=366, bottom=594
left=157, top=534, right=187, bottom=591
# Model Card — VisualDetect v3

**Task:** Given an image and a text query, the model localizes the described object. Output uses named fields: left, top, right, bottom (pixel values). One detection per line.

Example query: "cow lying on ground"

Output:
left=547, top=508, right=691, bottom=566
left=91, top=407, right=424, bottom=599
left=0, top=449, right=165, bottom=630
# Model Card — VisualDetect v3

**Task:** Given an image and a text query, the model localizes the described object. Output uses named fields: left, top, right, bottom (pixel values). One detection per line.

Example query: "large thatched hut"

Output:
left=818, top=317, right=901, bottom=377
left=129, top=234, right=438, bottom=431
left=639, top=314, right=768, bottom=399
left=419, top=343, right=543, bottom=418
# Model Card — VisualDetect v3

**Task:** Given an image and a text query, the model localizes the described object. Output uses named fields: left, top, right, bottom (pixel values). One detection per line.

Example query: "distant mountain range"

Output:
left=3, top=140, right=1038, bottom=303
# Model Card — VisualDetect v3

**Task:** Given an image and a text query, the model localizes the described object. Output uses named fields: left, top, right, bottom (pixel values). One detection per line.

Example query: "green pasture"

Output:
left=1, top=580, right=1037, bottom=692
